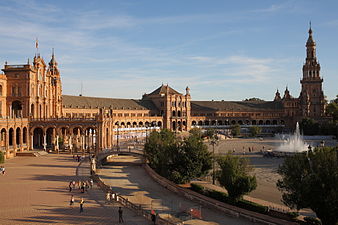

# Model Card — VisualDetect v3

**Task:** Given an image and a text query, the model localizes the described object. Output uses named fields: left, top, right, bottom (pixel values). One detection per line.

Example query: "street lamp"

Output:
left=117, top=126, right=120, bottom=152
left=210, top=132, right=219, bottom=185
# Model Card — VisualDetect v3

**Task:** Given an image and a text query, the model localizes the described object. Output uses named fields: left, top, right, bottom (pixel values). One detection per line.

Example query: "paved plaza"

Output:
left=0, top=154, right=149, bottom=225
left=99, top=154, right=257, bottom=225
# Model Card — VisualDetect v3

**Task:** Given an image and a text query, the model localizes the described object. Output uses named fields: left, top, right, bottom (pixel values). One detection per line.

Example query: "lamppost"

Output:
left=117, top=126, right=120, bottom=152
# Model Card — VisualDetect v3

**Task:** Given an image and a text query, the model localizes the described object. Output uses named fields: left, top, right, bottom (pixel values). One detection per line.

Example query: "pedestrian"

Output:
left=79, top=198, right=84, bottom=213
left=2, top=166, right=5, bottom=175
left=106, top=192, right=111, bottom=204
left=81, top=182, right=85, bottom=193
left=69, top=182, right=73, bottom=192
left=70, top=195, right=75, bottom=207
left=118, top=206, right=124, bottom=223
left=89, top=179, right=93, bottom=188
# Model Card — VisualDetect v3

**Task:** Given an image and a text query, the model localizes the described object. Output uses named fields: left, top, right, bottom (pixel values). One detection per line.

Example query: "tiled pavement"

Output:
left=0, top=154, right=150, bottom=225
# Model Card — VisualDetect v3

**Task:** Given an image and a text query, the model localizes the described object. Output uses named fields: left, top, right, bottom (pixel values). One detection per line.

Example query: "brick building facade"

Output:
left=0, top=28, right=328, bottom=159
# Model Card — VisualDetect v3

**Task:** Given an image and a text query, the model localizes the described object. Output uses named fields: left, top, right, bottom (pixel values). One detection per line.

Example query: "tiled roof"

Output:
left=191, top=100, right=284, bottom=112
left=62, top=95, right=156, bottom=110
left=147, top=84, right=181, bottom=95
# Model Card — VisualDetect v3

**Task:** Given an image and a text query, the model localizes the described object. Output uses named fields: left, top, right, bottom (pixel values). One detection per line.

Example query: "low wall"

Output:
left=143, top=164, right=298, bottom=225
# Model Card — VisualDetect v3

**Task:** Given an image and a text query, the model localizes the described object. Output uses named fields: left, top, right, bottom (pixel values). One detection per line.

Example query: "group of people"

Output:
left=0, top=166, right=5, bottom=175
left=69, top=195, right=85, bottom=212
left=69, top=179, right=93, bottom=193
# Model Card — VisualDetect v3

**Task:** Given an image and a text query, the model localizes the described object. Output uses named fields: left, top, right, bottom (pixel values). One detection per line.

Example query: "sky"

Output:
left=0, top=0, right=337, bottom=101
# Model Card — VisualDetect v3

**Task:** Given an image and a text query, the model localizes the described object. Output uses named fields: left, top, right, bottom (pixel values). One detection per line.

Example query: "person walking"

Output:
left=69, top=195, right=75, bottom=208
left=69, top=181, right=73, bottom=192
left=79, top=198, right=84, bottom=213
left=118, top=206, right=124, bottom=223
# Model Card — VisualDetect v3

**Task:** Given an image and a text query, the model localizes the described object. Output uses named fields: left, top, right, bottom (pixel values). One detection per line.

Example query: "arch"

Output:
left=218, top=120, right=223, bottom=125
left=39, top=104, right=42, bottom=118
left=252, top=120, right=257, bottom=125
left=172, top=111, right=176, bottom=117
left=192, top=121, right=197, bottom=126
left=172, top=121, right=176, bottom=130
left=33, top=127, right=43, bottom=149
left=198, top=121, right=203, bottom=126
left=12, top=101, right=23, bottom=118
left=151, top=121, right=156, bottom=127
left=145, top=121, right=150, bottom=127
left=23, top=127, right=27, bottom=144
left=0, top=128, right=6, bottom=147
left=182, top=121, right=186, bottom=126
left=280, top=120, right=285, bottom=125
left=205, top=120, right=210, bottom=126
left=231, top=120, right=236, bottom=125
left=132, top=121, right=137, bottom=127
left=157, top=121, right=162, bottom=127
left=46, top=127, right=54, bottom=148
left=177, top=111, right=181, bottom=117
left=238, top=120, right=243, bottom=125
left=126, top=122, right=131, bottom=127
left=245, top=120, right=250, bottom=125
left=8, top=128, right=14, bottom=147
left=31, top=104, right=35, bottom=117
left=115, top=121, right=119, bottom=126
left=265, top=120, right=271, bottom=125
left=258, top=120, right=264, bottom=125
left=177, top=121, right=182, bottom=130
left=16, top=127, right=21, bottom=145
left=272, top=120, right=278, bottom=125
left=211, top=120, right=216, bottom=126
left=120, top=122, right=125, bottom=127
left=139, top=121, right=143, bottom=126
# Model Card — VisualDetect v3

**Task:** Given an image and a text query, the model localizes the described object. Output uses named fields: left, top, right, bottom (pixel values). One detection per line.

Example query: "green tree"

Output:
left=300, top=118, right=320, bottom=135
left=217, top=153, right=257, bottom=201
left=249, top=126, right=261, bottom=137
left=189, top=127, right=203, bottom=138
left=277, top=147, right=338, bottom=225
left=326, top=98, right=338, bottom=122
left=231, top=124, right=241, bottom=136
left=144, top=129, right=212, bottom=184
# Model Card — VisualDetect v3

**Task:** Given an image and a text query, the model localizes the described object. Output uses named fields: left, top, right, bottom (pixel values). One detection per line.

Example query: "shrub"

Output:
left=236, top=199, right=268, bottom=214
left=190, top=183, right=205, bottom=193
left=301, top=216, right=322, bottom=225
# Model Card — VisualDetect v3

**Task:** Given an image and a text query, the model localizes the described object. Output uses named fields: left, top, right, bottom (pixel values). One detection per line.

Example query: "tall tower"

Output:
left=47, top=50, right=62, bottom=117
left=300, top=24, right=325, bottom=118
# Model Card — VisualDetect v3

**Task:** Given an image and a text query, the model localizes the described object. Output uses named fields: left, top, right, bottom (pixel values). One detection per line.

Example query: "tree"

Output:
left=231, top=124, right=241, bottom=136
left=144, top=129, right=212, bottom=184
left=277, top=147, right=338, bottom=225
left=300, top=118, right=320, bottom=135
left=249, top=126, right=261, bottom=137
left=326, top=98, right=338, bottom=122
left=217, top=153, right=257, bottom=201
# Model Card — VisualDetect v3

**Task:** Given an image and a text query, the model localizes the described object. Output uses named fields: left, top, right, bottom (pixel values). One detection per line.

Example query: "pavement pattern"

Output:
left=0, top=154, right=150, bottom=225
left=98, top=154, right=258, bottom=225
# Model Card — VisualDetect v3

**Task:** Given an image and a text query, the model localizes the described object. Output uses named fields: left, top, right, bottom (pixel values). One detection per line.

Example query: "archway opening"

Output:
left=12, top=101, right=23, bottom=118
left=33, top=128, right=44, bottom=149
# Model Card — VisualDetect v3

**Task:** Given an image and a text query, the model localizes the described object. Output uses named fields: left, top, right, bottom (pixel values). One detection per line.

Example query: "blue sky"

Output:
left=0, top=0, right=337, bottom=101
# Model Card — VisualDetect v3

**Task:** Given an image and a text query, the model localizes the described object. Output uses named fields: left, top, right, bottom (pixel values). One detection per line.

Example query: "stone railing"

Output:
left=143, top=164, right=298, bottom=225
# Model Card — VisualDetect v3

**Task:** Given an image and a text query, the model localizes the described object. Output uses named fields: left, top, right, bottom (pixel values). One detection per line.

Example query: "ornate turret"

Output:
left=48, top=49, right=59, bottom=76
left=283, top=86, right=291, bottom=99
left=274, top=89, right=281, bottom=101
left=185, top=86, right=190, bottom=96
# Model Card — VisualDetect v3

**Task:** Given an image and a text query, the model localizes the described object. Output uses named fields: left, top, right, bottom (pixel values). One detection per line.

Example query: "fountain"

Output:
left=276, top=122, right=308, bottom=153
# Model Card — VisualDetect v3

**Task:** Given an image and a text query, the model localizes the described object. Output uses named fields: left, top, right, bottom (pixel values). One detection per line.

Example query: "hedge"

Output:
left=190, top=183, right=268, bottom=214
